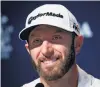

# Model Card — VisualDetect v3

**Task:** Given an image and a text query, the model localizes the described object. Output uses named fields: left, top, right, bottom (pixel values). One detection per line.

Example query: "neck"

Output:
left=40, top=64, right=78, bottom=87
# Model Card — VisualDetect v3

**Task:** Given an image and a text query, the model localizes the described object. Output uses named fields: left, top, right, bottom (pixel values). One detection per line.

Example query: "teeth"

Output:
left=52, top=58, right=57, bottom=62
left=44, top=61, right=52, bottom=64
left=43, top=58, right=57, bottom=63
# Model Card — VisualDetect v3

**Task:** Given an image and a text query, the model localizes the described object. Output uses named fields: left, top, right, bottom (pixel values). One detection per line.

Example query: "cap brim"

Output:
left=19, top=25, right=38, bottom=40
left=19, top=22, right=77, bottom=41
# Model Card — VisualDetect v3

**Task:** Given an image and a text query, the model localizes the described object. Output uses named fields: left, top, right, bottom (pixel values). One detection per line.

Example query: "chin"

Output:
left=39, top=63, right=66, bottom=81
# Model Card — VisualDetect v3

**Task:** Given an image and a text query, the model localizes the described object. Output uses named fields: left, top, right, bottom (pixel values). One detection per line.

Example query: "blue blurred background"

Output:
left=1, top=1, right=100, bottom=87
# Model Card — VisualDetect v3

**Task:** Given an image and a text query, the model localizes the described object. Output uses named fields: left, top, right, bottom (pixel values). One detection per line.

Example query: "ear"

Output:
left=74, top=35, right=84, bottom=55
left=25, top=43, right=30, bottom=54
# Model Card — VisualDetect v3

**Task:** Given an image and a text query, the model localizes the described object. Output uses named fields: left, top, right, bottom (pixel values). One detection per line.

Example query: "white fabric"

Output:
left=21, top=65, right=100, bottom=87
left=77, top=66, right=100, bottom=87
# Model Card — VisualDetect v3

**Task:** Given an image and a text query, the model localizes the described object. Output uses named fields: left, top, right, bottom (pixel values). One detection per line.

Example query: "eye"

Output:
left=52, top=35, right=62, bottom=40
left=32, top=38, right=42, bottom=46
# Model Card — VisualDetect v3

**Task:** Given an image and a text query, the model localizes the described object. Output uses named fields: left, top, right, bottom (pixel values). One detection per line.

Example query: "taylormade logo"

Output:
left=28, top=12, right=63, bottom=24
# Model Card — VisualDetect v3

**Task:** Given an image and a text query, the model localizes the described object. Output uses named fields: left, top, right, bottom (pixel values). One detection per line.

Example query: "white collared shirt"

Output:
left=77, top=66, right=100, bottom=87
left=22, top=65, right=100, bottom=87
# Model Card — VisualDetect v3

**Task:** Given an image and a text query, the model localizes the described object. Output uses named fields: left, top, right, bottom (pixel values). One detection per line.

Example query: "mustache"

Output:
left=37, top=53, right=61, bottom=62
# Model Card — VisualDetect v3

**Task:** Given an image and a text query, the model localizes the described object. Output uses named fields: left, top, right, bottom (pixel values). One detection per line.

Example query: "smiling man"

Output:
left=19, top=4, right=100, bottom=87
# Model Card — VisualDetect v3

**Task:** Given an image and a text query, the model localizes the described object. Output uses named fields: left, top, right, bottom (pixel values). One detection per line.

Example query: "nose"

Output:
left=40, top=40, right=54, bottom=58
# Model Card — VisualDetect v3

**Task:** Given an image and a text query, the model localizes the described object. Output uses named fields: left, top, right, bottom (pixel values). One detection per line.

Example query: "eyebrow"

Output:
left=29, top=33, right=41, bottom=37
left=29, top=33, right=35, bottom=37
left=54, top=28, right=67, bottom=33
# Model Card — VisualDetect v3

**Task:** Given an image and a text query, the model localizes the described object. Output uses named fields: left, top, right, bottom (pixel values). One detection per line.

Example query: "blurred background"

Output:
left=1, top=1, right=100, bottom=87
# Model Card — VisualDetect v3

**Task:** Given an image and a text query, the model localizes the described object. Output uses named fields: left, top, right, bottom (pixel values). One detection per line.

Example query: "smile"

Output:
left=40, top=57, right=59, bottom=67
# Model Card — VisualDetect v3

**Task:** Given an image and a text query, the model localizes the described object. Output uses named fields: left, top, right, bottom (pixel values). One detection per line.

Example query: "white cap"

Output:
left=19, top=4, right=80, bottom=40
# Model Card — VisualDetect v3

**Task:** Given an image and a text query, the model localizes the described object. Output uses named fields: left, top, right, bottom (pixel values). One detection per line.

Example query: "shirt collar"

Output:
left=77, top=65, right=93, bottom=87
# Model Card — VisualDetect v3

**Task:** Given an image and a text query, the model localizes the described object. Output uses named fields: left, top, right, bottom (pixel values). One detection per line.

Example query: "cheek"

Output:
left=61, top=46, right=70, bottom=59
left=30, top=48, right=41, bottom=65
left=54, top=45, right=70, bottom=59
left=60, top=40, right=72, bottom=57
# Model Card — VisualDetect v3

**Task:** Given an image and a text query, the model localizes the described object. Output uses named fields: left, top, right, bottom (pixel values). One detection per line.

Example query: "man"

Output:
left=19, top=4, right=100, bottom=87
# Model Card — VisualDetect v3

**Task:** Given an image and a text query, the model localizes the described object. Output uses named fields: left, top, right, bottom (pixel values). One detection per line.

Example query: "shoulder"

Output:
left=77, top=65, right=100, bottom=87
left=21, top=78, right=40, bottom=87
left=92, top=77, right=100, bottom=87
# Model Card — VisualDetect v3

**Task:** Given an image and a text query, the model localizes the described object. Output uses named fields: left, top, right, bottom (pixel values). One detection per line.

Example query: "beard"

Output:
left=31, top=43, right=75, bottom=81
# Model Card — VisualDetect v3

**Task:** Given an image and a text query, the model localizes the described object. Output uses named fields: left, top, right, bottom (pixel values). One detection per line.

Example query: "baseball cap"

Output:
left=19, top=4, right=80, bottom=40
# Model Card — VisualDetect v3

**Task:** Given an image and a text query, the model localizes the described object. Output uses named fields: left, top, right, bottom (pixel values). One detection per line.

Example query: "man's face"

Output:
left=25, top=25, right=76, bottom=81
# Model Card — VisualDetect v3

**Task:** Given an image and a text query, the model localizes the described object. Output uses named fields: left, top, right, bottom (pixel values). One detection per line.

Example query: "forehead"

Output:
left=29, top=25, right=68, bottom=36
